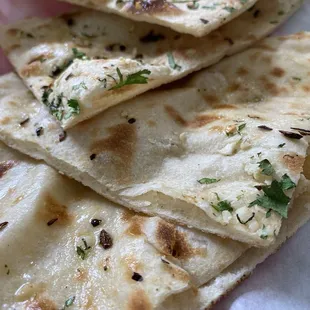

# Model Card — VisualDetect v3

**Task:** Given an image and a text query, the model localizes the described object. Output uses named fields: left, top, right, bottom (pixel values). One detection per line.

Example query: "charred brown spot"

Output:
left=20, top=62, right=42, bottom=77
left=75, top=268, right=88, bottom=282
left=127, top=289, right=152, bottom=310
left=203, top=94, right=220, bottom=105
left=121, top=209, right=137, bottom=222
left=99, top=229, right=113, bottom=249
left=227, top=82, right=241, bottom=92
left=125, top=216, right=145, bottom=236
left=237, top=67, right=249, bottom=76
left=0, top=117, right=11, bottom=125
left=90, top=123, right=137, bottom=182
left=0, top=160, right=16, bottom=178
left=282, top=154, right=305, bottom=174
left=37, top=194, right=71, bottom=226
left=155, top=220, right=177, bottom=256
left=302, top=85, right=310, bottom=92
left=127, top=0, right=181, bottom=15
left=190, top=114, right=222, bottom=128
left=25, top=297, right=57, bottom=310
left=165, top=105, right=222, bottom=128
left=164, top=105, right=187, bottom=126
left=260, top=76, right=280, bottom=96
left=147, top=120, right=156, bottom=127
left=215, top=104, right=237, bottom=110
left=172, top=230, right=204, bottom=260
left=271, top=67, right=285, bottom=78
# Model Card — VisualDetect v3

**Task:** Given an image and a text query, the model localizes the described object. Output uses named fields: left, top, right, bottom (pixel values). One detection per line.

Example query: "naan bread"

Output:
left=161, top=174, right=310, bottom=309
left=1, top=141, right=309, bottom=309
left=0, top=31, right=309, bottom=247
left=59, top=0, right=257, bottom=37
left=0, top=0, right=300, bottom=128
left=0, top=142, right=247, bottom=309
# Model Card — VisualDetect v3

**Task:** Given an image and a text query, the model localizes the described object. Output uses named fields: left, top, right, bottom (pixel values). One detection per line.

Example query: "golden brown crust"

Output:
left=127, top=289, right=152, bottom=310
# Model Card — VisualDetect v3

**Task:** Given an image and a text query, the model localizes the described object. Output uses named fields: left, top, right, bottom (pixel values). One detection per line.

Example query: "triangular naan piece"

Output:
left=60, top=0, right=257, bottom=37
left=0, top=0, right=300, bottom=128
left=0, top=33, right=309, bottom=247
left=161, top=174, right=310, bottom=309
left=1, top=141, right=309, bottom=309
left=0, top=142, right=248, bottom=308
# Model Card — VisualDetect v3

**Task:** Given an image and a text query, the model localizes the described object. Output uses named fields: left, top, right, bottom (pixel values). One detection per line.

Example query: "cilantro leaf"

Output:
left=212, top=200, right=233, bottom=212
left=167, top=52, right=182, bottom=71
left=260, top=224, right=268, bottom=239
left=109, top=68, right=151, bottom=90
left=280, top=174, right=296, bottom=190
left=72, top=47, right=89, bottom=60
left=67, top=99, right=80, bottom=115
left=76, top=246, right=86, bottom=260
left=258, top=159, right=274, bottom=176
left=238, top=123, right=246, bottom=133
left=249, top=180, right=290, bottom=218
left=198, top=178, right=220, bottom=184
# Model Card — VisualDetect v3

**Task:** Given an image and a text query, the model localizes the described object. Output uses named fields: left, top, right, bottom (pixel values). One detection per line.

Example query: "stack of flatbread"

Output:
left=0, top=0, right=309, bottom=309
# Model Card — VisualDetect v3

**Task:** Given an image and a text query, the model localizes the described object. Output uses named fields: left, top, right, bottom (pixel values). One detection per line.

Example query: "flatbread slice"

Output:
left=0, top=31, right=309, bottom=248
left=0, top=142, right=247, bottom=308
left=1, top=141, right=309, bottom=309
left=161, top=174, right=310, bottom=309
left=59, top=0, right=257, bottom=37
left=0, top=0, right=300, bottom=128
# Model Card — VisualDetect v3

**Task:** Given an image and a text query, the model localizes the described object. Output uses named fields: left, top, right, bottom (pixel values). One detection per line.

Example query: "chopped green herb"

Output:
left=72, top=82, right=88, bottom=91
left=109, top=68, right=151, bottom=90
left=278, top=143, right=286, bottom=148
left=167, top=52, right=182, bottom=71
left=280, top=174, right=296, bottom=191
left=198, top=178, right=220, bottom=184
left=238, top=123, right=246, bottom=134
left=223, top=6, right=236, bottom=13
left=292, top=77, right=301, bottom=81
left=249, top=180, right=290, bottom=218
left=270, top=20, right=279, bottom=24
left=258, top=159, right=274, bottom=176
left=67, top=99, right=80, bottom=115
left=266, top=209, right=272, bottom=218
left=72, top=47, right=89, bottom=60
left=42, top=88, right=53, bottom=105
left=76, top=246, right=86, bottom=260
left=212, top=200, right=233, bottom=213
left=260, top=225, right=268, bottom=239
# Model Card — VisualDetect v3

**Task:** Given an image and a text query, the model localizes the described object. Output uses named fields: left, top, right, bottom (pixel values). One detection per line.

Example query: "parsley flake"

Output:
left=167, top=52, right=182, bottom=71
left=280, top=174, right=296, bottom=191
left=72, top=48, right=89, bottom=60
left=67, top=99, right=80, bottom=115
left=109, top=68, right=151, bottom=90
left=249, top=180, right=290, bottom=218
left=212, top=200, right=233, bottom=213
left=258, top=159, right=274, bottom=176
left=198, top=178, right=220, bottom=184
left=260, top=225, right=268, bottom=239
